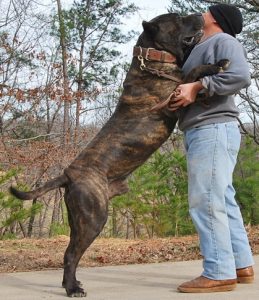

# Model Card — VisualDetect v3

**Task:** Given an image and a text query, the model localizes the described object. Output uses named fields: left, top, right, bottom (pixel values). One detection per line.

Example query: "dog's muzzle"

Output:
left=182, top=30, right=204, bottom=46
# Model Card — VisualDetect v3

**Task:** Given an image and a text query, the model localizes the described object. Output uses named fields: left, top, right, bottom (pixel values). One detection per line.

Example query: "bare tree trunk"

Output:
left=18, top=221, right=26, bottom=238
left=56, top=0, right=70, bottom=146
left=59, top=189, right=67, bottom=224
left=27, top=198, right=38, bottom=237
left=112, top=206, right=117, bottom=237
left=74, top=43, right=85, bottom=144
left=126, top=210, right=130, bottom=239
left=74, top=0, right=91, bottom=144
left=145, top=224, right=152, bottom=238
left=49, top=190, right=61, bottom=236
left=38, top=199, right=50, bottom=238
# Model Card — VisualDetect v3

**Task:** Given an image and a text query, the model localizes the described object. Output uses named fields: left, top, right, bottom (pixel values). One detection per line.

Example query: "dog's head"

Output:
left=141, top=13, right=204, bottom=65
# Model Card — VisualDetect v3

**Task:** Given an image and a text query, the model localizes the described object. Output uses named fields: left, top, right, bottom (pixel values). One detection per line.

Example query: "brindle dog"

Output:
left=10, top=13, right=228, bottom=297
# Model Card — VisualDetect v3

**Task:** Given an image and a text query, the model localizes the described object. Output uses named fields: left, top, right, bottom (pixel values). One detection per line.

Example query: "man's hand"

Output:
left=169, top=81, right=204, bottom=111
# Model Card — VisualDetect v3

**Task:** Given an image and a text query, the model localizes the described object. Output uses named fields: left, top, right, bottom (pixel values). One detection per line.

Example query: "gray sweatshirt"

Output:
left=178, top=32, right=251, bottom=131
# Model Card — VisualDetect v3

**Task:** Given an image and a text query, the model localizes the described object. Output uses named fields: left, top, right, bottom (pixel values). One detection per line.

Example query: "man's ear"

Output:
left=142, top=21, right=158, bottom=35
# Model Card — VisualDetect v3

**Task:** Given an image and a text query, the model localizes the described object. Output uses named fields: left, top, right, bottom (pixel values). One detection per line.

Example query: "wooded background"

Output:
left=0, top=0, right=258, bottom=240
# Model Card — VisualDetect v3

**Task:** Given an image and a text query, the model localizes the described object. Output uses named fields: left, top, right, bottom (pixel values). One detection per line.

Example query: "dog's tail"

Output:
left=9, top=174, right=68, bottom=200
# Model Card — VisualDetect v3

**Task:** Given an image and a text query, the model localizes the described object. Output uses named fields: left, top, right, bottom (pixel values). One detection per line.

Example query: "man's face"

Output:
left=202, top=11, right=216, bottom=28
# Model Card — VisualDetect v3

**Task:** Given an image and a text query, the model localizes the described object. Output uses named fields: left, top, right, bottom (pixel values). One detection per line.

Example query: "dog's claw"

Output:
left=67, top=287, right=87, bottom=297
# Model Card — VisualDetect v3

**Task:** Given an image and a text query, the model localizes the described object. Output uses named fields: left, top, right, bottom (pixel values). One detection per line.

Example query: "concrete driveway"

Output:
left=0, top=256, right=258, bottom=300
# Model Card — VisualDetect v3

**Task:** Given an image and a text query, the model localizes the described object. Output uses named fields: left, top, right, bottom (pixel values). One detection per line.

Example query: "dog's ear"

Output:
left=142, top=21, right=158, bottom=35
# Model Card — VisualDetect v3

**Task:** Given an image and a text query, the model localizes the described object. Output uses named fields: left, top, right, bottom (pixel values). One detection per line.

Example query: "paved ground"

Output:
left=0, top=256, right=258, bottom=300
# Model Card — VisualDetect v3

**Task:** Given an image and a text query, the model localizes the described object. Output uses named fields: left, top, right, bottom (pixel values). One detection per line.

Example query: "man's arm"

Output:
left=170, top=38, right=250, bottom=110
left=201, top=39, right=251, bottom=96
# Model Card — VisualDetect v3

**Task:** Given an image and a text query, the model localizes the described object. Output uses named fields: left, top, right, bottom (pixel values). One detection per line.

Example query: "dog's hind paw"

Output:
left=67, top=287, right=87, bottom=297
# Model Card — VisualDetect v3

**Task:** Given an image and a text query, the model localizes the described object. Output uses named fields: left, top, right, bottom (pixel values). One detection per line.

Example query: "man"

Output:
left=172, top=4, right=254, bottom=293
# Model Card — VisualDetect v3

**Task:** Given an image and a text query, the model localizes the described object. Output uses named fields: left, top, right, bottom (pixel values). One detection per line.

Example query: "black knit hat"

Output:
left=209, top=4, right=243, bottom=37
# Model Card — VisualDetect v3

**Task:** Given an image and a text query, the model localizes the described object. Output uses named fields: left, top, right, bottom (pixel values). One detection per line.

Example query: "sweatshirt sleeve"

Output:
left=201, top=37, right=251, bottom=97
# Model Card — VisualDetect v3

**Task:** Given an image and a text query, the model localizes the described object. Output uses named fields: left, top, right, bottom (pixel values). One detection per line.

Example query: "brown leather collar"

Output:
left=133, top=46, right=177, bottom=64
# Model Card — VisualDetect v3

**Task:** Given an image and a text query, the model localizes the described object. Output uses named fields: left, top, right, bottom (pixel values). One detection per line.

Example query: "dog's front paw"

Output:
left=66, top=286, right=87, bottom=298
left=216, top=59, right=230, bottom=71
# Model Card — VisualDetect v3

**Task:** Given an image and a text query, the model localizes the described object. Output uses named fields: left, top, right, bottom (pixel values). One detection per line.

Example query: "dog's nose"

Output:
left=194, top=13, right=205, bottom=26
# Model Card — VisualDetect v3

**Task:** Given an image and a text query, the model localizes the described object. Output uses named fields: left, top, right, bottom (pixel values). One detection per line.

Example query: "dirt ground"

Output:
left=0, top=226, right=258, bottom=273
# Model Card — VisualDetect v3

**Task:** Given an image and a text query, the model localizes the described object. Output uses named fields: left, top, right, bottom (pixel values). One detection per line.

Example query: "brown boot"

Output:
left=236, top=266, right=254, bottom=283
left=177, top=276, right=237, bottom=293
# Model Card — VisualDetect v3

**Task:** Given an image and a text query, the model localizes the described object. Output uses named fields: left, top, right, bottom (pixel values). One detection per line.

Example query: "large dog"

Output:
left=10, top=13, right=228, bottom=297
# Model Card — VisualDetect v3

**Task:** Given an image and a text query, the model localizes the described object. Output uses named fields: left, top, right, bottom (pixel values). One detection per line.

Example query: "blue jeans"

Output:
left=184, top=122, right=254, bottom=280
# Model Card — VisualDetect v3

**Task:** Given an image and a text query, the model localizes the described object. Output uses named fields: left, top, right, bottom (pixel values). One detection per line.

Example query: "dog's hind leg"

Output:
left=61, top=203, right=82, bottom=289
left=62, top=180, right=109, bottom=298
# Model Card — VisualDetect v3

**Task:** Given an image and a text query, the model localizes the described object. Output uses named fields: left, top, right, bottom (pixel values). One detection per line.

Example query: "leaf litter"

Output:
left=0, top=226, right=258, bottom=273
